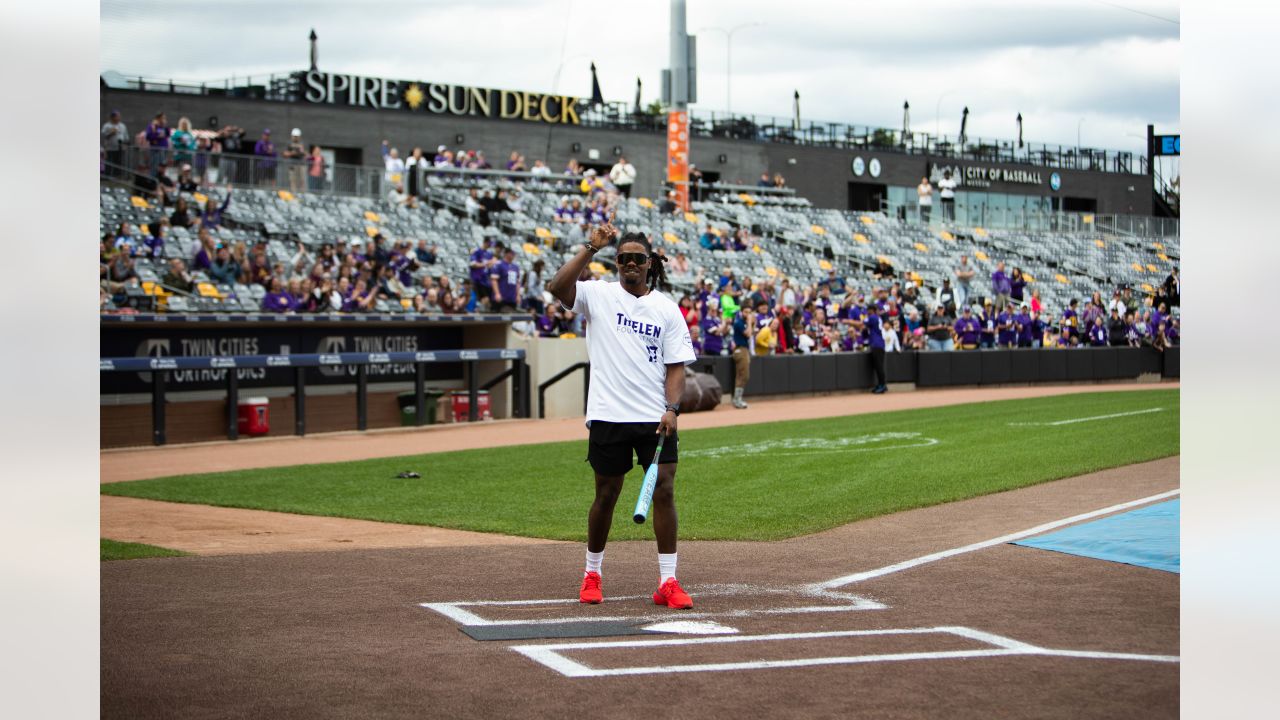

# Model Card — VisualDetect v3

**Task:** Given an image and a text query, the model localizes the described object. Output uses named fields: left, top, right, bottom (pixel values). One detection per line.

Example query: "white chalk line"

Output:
left=510, top=626, right=1180, bottom=678
left=1007, top=407, right=1165, bottom=427
left=814, top=488, right=1181, bottom=590
left=421, top=585, right=885, bottom=627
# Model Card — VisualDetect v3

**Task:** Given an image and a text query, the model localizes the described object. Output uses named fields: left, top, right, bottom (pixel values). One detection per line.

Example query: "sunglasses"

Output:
left=615, top=252, right=648, bottom=267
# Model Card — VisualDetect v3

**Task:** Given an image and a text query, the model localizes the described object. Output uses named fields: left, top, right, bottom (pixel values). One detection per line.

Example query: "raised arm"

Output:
left=548, top=222, right=616, bottom=308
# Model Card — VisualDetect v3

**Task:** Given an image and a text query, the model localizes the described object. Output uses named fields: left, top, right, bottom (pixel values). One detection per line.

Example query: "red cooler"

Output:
left=237, top=396, right=270, bottom=436
left=449, top=391, right=492, bottom=422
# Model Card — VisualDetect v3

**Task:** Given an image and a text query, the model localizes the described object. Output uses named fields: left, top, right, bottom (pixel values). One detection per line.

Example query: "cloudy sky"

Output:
left=100, top=0, right=1179, bottom=156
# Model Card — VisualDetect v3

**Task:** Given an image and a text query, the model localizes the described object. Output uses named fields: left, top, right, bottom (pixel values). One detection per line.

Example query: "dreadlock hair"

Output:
left=617, top=231, right=670, bottom=291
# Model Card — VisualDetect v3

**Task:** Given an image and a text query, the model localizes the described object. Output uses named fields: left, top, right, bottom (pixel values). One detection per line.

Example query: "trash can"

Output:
left=449, top=390, right=492, bottom=422
left=398, top=390, right=443, bottom=426
left=237, top=396, right=270, bottom=436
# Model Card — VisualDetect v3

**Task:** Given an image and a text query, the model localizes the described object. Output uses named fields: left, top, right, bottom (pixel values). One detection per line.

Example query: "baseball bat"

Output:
left=632, top=436, right=666, bottom=524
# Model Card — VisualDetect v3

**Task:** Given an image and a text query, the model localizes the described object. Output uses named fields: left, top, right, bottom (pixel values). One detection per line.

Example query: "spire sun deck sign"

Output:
left=300, top=70, right=584, bottom=125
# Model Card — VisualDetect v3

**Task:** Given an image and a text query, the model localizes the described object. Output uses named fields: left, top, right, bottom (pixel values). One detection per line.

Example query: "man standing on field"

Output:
left=547, top=220, right=698, bottom=609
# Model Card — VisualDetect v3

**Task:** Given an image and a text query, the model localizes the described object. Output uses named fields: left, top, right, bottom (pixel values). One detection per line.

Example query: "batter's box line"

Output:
left=509, top=625, right=1181, bottom=678
left=420, top=585, right=885, bottom=627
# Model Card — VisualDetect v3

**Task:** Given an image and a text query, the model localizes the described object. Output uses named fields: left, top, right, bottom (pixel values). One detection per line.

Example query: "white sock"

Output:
left=585, top=550, right=604, bottom=575
left=658, top=553, right=677, bottom=583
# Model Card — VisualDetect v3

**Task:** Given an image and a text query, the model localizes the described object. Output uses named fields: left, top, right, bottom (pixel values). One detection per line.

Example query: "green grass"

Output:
left=101, top=538, right=191, bottom=561
left=102, top=389, right=1179, bottom=541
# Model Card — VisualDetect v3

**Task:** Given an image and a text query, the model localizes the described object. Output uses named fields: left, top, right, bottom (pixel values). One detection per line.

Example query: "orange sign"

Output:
left=666, top=111, right=690, bottom=212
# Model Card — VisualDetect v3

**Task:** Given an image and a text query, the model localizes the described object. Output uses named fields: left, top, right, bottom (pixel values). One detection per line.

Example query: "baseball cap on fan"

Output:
left=291, top=128, right=301, bottom=137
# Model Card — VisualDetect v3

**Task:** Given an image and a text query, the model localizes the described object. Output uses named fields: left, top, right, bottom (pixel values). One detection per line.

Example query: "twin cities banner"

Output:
left=667, top=111, right=690, bottom=211
left=299, top=71, right=583, bottom=125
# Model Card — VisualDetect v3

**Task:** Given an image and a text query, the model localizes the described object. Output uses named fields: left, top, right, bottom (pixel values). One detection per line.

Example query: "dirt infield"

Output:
left=101, top=456, right=1179, bottom=719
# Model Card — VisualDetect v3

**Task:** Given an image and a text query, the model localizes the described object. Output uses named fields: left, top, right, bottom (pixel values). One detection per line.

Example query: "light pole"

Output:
left=1077, top=117, right=1086, bottom=151
left=698, top=23, right=760, bottom=118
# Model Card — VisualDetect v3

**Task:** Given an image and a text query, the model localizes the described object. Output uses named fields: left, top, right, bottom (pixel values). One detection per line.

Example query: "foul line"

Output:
left=1008, top=408, right=1165, bottom=427
left=815, top=489, right=1181, bottom=590
left=510, top=625, right=1180, bottom=678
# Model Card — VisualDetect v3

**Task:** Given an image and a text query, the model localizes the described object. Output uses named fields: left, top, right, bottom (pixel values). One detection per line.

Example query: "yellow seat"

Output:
left=1146, top=264, right=1159, bottom=272
left=522, top=242, right=542, bottom=256
left=130, top=196, right=151, bottom=209
left=364, top=211, right=381, bottom=223
left=589, top=261, right=612, bottom=275
left=975, top=250, right=989, bottom=261
left=1055, top=274, right=1069, bottom=284
left=192, top=192, right=208, bottom=205
left=1083, top=214, right=1095, bottom=223
left=859, top=215, right=875, bottom=225
left=636, top=197, right=655, bottom=209
left=853, top=233, right=869, bottom=244
left=939, top=231, right=954, bottom=242
left=1158, top=253, right=1169, bottom=262
left=662, top=232, right=681, bottom=245
left=197, top=282, right=222, bottom=298
left=1131, top=262, right=1144, bottom=273
left=365, top=226, right=380, bottom=237
left=401, top=298, right=412, bottom=309
left=819, top=259, right=833, bottom=271
left=139, top=223, right=150, bottom=235
left=709, top=227, right=723, bottom=237
left=559, top=332, right=578, bottom=339
left=751, top=245, right=762, bottom=254
left=973, top=227, right=988, bottom=237
left=914, top=242, right=929, bottom=253
left=810, top=225, right=826, bottom=235
left=391, top=173, right=402, bottom=184
left=1142, top=283, right=1155, bottom=293
left=141, top=281, right=158, bottom=296
left=766, top=267, right=779, bottom=277
left=1024, top=273, right=1036, bottom=283
left=684, top=212, right=699, bottom=224
left=1094, top=239, right=1105, bottom=248
left=1153, top=242, right=1165, bottom=250
left=535, top=227, right=552, bottom=239
left=278, top=190, right=295, bottom=202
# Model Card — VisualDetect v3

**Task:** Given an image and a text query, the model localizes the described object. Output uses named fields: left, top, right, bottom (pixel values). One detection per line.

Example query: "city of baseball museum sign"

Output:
left=929, top=161, right=1044, bottom=189
left=300, top=71, right=583, bottom=125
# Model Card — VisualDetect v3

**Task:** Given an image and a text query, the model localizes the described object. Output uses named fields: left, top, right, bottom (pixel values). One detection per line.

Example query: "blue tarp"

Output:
left=1012, top=499, right=1180, bottom=574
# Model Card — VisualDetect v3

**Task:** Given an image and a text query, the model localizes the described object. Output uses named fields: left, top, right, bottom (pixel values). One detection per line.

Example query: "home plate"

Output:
left=640, top=620, right=739, bottom=635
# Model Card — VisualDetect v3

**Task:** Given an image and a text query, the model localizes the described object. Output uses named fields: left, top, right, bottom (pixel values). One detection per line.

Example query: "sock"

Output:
left=585, top=550, right=604, bottom=576
left=658, top=553, right=677, bottom=583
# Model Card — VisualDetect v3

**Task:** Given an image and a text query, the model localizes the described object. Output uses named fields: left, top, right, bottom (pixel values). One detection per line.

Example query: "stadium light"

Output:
left=1078, top=117, right=1086, bottom=151
left=697, top=23, right=760, bottom=118
left=934, top=89, right=955, bottom=139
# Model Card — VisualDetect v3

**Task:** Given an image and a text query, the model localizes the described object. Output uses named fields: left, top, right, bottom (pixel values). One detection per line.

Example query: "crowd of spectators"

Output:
left=670, top=260, right=1181, bottom=360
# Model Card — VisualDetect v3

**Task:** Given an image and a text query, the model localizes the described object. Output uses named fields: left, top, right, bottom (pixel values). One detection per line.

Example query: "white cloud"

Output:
left=99, top=0, right=1179, bottom=153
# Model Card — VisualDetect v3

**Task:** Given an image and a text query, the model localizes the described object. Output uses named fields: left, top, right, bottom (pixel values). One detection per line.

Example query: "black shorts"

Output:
left=587, top=421, right=679, bottom=476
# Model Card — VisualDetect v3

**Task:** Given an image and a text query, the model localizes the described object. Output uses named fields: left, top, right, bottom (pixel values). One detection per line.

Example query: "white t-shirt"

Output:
left=938, top=177, right=957, bottom=199
left=917, top=182, right=933, bottom=206
left=573, top=280, right=696, bottom=424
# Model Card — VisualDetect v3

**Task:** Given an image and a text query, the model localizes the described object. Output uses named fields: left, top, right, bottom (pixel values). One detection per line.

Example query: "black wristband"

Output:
left=584, top=243, right=599, bottom=254
left=665, top=403, right=681, bottom=416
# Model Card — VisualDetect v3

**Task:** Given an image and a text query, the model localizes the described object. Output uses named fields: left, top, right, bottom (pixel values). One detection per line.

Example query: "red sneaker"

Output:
left=579, top=571, right=603, bottom=604
left=653, top=577, right=693, bottom=609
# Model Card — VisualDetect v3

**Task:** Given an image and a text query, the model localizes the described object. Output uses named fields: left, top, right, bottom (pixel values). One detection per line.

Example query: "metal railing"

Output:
left=105, top=71, right=1145, bottom=175
left=879, top=200, right=1179, bottom=237
left=99, top=349, right=528, bottom=445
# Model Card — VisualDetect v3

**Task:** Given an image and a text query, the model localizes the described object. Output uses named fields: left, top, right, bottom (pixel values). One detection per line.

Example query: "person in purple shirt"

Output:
left=1014, top=304, right=1035, bottom=347
left=991, top=261, right=1012, bottom=311
left=261, top=277, right=296, bottom=313
left=469, top=238, right=496, bottom=307
left=200, top=184, right=233, bottom=229
left=1165, top=318, right=1179, bottom=345
left=490, top=247, right=522, bottom=311
left=701, top=305, right=728, bottom=356
left=842, top=303, right=866, bottom=349
left=1062, top=299, right=1080, bottom=339
left=144, top=112, right=170, bottom=177
left=996, top=306, right=1017, bottom=347
left=1088, top=316, right=1108, bottom=346
left=535, top=304, right=559, bottom=337
left=954, top=307, right=981, bottom=349
left=1150, top=303, right=1167, bottom=333
left=866, top=304, right=887, bottom=394
left=254, top=129, right=277, bottom=186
